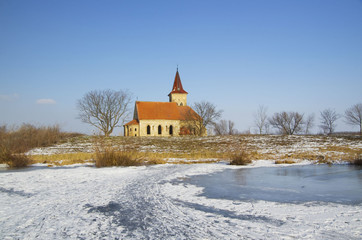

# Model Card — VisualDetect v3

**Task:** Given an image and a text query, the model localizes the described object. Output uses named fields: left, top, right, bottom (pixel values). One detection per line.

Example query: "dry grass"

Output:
left=320, top=146, right=362, bottom=155
left=275, top=160, right=296, bottom=164
left=0, top=152, right=32, bottom=168
left=0, top=124, right=82, bottom=154
left=93, top=135, right=168, bottom=167
left=0, top=124, right=82, bottom=168
left=23, top=134, right=362, bottom=166
left=30, top=151, right=223, bottom=166
left=229, top=150, right=252, bottom=165
left=0, top=144, right=32, bottom=168
left=95, top=150, right=142, bottom=167
left=30, top=153, right=93, bottom=166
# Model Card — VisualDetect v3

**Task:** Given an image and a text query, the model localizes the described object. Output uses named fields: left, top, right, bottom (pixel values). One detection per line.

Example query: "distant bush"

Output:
left=0, top=123, right=82, bottom=168
left=0, top=146, right=32, bottom=168
left=0, top=124, right=82, bottom=154
left=230, top=150, right=252, bottom=165
left=95, top=149, right=142, bottom=167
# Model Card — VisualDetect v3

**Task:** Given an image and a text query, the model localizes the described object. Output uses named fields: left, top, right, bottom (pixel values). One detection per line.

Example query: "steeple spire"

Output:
left=168, top=69, right=188, bottom=106
left=169, top=69, right=188, bottom=95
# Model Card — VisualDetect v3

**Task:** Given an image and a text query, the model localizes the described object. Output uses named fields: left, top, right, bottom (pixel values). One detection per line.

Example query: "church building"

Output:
left=124, top=70, right=205, bottom=137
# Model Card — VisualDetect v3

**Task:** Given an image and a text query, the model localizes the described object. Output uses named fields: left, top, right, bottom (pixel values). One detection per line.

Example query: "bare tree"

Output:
left=319, top=109, right=340, bottom=135
left=184, top=101, right=222, bottom=136
left=254, top=105, right=269, bottom=134
left=268, top=111, right=305, bottom=135
left=344, top=103, right=362, bottom=135
left=228, top=120, right=238, bottom=135
left=305, top=113, right=315, bottom=134
left=213, top=120, right=227, bottom=135
left=214, top=119, right=238, bottom=135
left=77, top=89, right=132, bottom=136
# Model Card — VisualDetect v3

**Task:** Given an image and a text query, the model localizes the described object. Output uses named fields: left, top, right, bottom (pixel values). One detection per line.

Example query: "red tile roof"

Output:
left=169, top=70, right=188, bottom=95
left=124, top=119, right=139, bottom=126
left=134, top=101, right=200, bottom=121
left=178, top=106, right=201, bottom=121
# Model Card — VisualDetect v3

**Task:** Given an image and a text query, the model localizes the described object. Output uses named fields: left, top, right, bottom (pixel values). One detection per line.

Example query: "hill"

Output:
left=26, top=135, right=362, bottom=166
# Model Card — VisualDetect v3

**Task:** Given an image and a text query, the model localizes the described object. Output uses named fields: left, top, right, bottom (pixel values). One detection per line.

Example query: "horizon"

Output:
left=1, top=0, right=361, bottom=135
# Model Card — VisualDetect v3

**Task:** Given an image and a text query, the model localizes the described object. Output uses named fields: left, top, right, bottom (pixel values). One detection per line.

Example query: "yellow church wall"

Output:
left=139, top=119, right=181, bottom=137
left=124, top=124, right=140, bottom=137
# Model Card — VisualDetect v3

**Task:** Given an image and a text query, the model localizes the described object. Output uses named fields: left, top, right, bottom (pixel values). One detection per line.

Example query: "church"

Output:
left=124, top=70, right=205, bottom=137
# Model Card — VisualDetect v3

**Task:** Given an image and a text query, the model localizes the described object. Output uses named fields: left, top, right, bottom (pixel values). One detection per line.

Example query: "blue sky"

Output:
left=1, top=0, right=361, bottom=135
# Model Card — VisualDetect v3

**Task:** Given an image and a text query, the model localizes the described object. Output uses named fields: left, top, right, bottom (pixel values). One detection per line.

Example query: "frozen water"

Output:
left=183, top=165, right=362, bottom=204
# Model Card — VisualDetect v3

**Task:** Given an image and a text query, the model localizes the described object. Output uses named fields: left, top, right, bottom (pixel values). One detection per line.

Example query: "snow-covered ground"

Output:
left=1, top=162, right=361, bottom=239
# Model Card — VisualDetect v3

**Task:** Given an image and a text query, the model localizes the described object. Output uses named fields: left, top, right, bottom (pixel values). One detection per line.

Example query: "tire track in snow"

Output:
left=85, top=165, right=241, bottom=239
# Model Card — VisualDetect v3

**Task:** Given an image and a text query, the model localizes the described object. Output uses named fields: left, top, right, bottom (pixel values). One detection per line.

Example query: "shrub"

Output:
left=93, top=135, right=143, bottom=167
left=230, top=150, right=252, bottom=165
left=95, top=149, right=142, bottom=167
left=0, top=147, right=32, bottom=168
left=0, top=124, right=82, bottom=154
left=0, top=123, right=81, bottom=168
left=7, top=154, right=32, bottom=168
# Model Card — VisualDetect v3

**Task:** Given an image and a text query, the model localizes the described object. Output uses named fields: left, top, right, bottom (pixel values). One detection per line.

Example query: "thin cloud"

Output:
left=0, top=93, right=19, bottom=101
left=36, top=99, right=56, bottom=104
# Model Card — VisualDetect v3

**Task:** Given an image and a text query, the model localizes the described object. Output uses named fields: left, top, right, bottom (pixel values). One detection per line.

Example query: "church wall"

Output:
left=124, top=124, right=140, bottom=136
left=170, top=93, right=187, bottom=106
left=139, top=119, right=181, bottom=137
left=124, top=119, right=207, bottom=137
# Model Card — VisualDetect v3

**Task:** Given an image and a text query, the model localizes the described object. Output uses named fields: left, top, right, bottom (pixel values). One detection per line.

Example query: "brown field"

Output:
left=27, top=135, right=362, bottom=166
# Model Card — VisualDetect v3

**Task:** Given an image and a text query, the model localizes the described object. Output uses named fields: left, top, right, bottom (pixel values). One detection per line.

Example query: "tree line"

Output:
left=76, top=89, right=361, bottom=136
left=253, top=103, right=362, bottom=135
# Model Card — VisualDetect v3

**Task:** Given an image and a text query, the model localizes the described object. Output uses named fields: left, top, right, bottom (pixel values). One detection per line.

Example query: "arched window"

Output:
left=169, top=125, right=173, bottom=135
left=158, top=125, right=162, bottom=135
left=180, top=102, right=183, bottom=106
left=147, top=125, right=151, bottom=135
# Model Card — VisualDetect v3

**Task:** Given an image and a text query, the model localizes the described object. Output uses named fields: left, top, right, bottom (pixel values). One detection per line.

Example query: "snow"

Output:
left=0, top=162, right=361, bottom=239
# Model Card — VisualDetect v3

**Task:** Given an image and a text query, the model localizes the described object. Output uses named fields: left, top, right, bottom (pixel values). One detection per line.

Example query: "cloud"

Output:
left=36, top=99, right=56, bottom=104
left=0, top=94, right=19, bottom=101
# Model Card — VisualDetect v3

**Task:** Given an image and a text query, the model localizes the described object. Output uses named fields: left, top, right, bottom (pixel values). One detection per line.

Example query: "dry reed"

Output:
left=230, top=150, right=252, bottom=165
left=0, top=123, right=81, bottom=168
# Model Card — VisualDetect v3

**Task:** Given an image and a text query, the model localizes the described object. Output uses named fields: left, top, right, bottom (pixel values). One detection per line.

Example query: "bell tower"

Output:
left=168, top=69, right=188, bottom=106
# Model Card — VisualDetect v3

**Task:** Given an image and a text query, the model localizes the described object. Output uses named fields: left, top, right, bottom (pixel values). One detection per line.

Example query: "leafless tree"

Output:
left=254, top=105, right=268, bottom=134
left=77, top=89, right=132, bottom=136
left=213, top=120, right=227, bottom=135
left=319, top=109, right=340, bottom=135
left=268, top=111, right=305, bottom=135
left=228, top=120, right=238, bottom=135
left=305, top=113, right=315, bottom=134
left=214, top=120, right=238, bottom=135
left=184, top=101, right=222, bottom=136
left=344, top=103, right=362, bottom=135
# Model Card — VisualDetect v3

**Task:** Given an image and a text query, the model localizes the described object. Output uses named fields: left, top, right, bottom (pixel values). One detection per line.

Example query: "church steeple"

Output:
left=168, top=69, right=188, bottom=106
